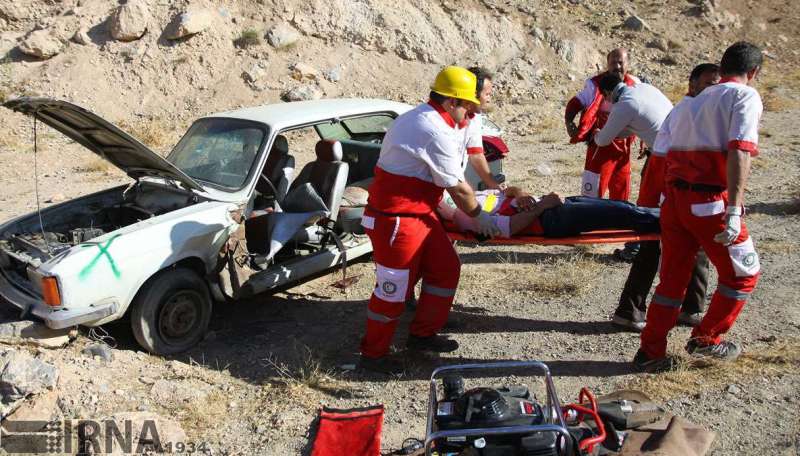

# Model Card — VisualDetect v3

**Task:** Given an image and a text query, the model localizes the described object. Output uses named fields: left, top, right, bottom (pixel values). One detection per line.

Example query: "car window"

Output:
left=316, top=122, right=350, bottom=141
left=343, top=115, right=394, bottom=135
left=168, top=118, right=268, bottom=189
left=316, top=114, right=395, bottom=142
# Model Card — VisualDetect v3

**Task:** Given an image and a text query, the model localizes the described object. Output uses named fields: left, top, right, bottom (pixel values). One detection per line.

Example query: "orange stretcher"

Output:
left=446, top=229, right=660, bottom=246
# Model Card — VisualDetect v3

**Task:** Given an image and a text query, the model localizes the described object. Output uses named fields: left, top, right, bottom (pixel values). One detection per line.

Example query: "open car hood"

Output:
left=4, top=98, right=204, bottom=192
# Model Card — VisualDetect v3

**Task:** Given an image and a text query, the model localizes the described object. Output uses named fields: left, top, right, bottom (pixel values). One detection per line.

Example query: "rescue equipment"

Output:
left=446, top=229, right=659, bottom=246
left=430, top=66, right=482, bottom=105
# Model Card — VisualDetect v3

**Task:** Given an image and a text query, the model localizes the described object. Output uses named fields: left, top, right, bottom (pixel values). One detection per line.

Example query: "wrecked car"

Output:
left=0, top=97, right=412, bottom=354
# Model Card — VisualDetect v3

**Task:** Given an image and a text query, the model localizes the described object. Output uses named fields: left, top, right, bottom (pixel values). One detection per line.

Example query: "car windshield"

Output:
left=167, top=118, right=268, bottom=189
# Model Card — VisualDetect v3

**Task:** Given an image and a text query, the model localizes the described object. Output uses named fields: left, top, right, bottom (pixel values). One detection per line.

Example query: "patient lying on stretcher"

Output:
left=438, top=187, right=660, bottom=238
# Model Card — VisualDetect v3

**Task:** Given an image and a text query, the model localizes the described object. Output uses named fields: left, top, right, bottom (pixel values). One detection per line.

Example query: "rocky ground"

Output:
left=0, top=0, right=799, bottom=455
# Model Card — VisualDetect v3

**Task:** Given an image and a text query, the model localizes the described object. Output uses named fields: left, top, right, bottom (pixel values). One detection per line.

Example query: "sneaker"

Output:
left=611, top=314, right=646, bottom=332
left=677, top=312, right=703, bottom=327
left=685, top=339, right=742, bottom=361
left=632, top=349, right=677, bottom=373
left=358, top=355, right=405, bottom=375
left=406, top=334, right=459, bottom=353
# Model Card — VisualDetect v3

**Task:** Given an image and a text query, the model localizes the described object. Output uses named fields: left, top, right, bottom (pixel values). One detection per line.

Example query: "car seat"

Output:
left=255, top=134, right=295, bottom=204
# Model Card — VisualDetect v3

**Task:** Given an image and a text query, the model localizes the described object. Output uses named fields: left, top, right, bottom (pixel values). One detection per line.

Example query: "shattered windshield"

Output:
left=167, top=118, right=268, bottom=189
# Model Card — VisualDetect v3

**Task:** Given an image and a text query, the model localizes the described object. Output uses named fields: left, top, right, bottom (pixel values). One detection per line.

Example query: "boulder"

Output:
left=323, top=67, right=341, bottom=83
left=266, top=22, right=300, bottom=48
left=4, top=390, right=59, bottom=425
left=0, top=319, right=72, bottom=348
left=0, top=349, right=58, bottom=403
left=81, top=343, right=113, bottom=362
left=18, top=29, right=63, bottom=59
left=647, top=37, right=669, bottom=52
left=282, top=85, right=323, bottom=102
left=622, top=15, right=650, bottom=31
left=109, top=0, right=150, bottom=42
left=72, top=27, right=92, bottom=45
left=242, top=63, right=266, bottom=84
left=291, top=62, right=318, bottom=80
left=164, top=9, right=215, bottom=40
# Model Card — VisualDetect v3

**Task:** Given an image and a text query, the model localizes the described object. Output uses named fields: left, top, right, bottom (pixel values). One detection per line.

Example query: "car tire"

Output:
left=130, top=268, right=212, bottom=355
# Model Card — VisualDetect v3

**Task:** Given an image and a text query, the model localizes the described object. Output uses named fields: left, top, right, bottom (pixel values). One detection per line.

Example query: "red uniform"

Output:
left=640, top=80, right=762, bottom=358
left=360, top=101, right=469, bottom=359
left=566, top=73, right=638, bottom=200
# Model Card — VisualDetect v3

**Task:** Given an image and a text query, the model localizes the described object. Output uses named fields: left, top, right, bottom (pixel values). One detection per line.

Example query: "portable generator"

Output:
left=424, top=361, right=606, bottom=456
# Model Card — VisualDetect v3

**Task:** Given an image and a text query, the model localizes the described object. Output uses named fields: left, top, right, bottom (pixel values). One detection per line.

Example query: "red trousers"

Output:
left=641, top=186, right=760, bottom=358
left=360, top=210, right=460, bottom=359
left=636, top=155, right=666, bottom=208
left=581, top=141, right=632, bottom=200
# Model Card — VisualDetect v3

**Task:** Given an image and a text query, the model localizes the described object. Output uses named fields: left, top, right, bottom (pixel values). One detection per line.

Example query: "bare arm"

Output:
left=468, top=154, right=501, bottom=190
left=726, top=149, right=751, bottom=207
left=446, top=181, right=481, bottom=217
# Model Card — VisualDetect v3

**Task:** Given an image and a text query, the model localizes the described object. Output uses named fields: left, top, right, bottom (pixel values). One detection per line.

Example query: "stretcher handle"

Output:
left=562, top=387, right=606, bottom=454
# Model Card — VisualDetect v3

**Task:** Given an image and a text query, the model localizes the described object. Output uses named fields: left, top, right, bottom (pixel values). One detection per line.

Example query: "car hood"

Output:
left=4, top=98, right=204, bottom=192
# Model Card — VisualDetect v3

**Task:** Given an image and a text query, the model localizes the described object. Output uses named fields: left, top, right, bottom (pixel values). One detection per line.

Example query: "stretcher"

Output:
left=446, top=229, right=659, bottom=246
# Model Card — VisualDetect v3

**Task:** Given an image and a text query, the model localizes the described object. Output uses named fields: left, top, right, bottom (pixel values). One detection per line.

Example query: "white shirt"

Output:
left=594, top=83, right=673, bottom=149
left=376, top=102, right=470, bottom=188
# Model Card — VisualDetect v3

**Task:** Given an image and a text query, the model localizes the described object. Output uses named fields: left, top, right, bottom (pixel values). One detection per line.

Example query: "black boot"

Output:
left=406, top=334, right=459, bottom=353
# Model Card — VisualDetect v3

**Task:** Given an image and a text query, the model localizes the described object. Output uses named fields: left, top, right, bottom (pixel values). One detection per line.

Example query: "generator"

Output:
left=424, top=361, right=606, bottom=456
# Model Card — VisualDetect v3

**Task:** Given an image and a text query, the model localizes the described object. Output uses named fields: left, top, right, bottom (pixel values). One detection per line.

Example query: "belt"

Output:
left=365, top=206, right=431, bottom=218
left=671, top=179, right=725, bottom=193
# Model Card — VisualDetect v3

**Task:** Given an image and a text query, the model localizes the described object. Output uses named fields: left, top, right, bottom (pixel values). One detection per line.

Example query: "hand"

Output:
left=516, top=196, right=538, bottom=211
left=565, top=121, right=579, bottom=138
left=543, top=192, right=564, bottom=207
left=713, top=206, right=742, bottom=245
left=474, top=211, right=501, bottom=238
left=497, top=182, right=508, bottom=191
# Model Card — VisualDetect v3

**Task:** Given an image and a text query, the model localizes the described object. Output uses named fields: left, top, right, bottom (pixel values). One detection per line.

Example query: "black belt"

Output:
left=671, top=179, right=725, bottom=193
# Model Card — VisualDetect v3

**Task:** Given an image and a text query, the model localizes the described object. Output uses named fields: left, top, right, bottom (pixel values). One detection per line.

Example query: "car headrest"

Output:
left=315, top=140, right=343, bottom=162
left=272, top=135, right=289, bottom=155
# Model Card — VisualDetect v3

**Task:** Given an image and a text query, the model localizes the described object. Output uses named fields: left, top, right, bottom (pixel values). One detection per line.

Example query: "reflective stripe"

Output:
left=389, top=216, right=400, bottom=247
left=421, top=283, right=456, bottom=298
left=718, top=284, right=750, bottom=300
left=690, top=200, right=725, bottom=217
left=653, top=293, right=682, bottom=308
left=366, top=309, right=397, bottom=323
left=482, top=194, right=498, bottom=212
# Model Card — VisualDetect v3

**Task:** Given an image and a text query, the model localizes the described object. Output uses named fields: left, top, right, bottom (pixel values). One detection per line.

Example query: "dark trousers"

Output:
left=615, top=240, right=710, bottom=322
left=539, top=196, right=660, bottom=237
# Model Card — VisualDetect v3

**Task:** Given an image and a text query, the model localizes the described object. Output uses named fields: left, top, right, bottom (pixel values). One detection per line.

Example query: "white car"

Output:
left=0, top=97, right=411, bottom=354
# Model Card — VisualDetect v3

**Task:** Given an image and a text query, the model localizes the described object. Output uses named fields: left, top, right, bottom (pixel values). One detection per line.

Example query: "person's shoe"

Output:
left=685, top=339, right=742, bottom=361
left=406, top=334, right=459, bottom=353
left=632, top=349, right=677, bottom=373
left=677, top=312, right=703, bottom=327
left=358, top=355, right=405, bottom=375
left=613, top=243, right=640, bottom=263
left=611, top=314, right=646, bottom=332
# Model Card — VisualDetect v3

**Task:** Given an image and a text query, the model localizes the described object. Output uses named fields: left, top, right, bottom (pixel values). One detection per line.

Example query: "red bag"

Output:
left=310, top=405, right=384, bottom=456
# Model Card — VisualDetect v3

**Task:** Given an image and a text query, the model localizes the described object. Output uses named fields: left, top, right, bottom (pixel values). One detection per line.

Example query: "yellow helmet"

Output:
left=430, top=66, right=481, bottom=105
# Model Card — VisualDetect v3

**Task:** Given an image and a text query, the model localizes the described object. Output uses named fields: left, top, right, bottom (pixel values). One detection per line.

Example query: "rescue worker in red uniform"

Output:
left=359, top=66, right=501, bottom=373
left=565, top=48, right=640, bottom=201
left=635, top=42, right=763, bottom=372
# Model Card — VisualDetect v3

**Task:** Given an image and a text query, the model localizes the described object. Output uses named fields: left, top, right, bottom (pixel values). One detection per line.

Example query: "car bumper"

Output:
left=0, top=269, right=117, bottom=329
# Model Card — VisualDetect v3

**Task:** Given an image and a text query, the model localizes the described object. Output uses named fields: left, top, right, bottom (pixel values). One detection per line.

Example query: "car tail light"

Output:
left=41, top=276, right=62, bottom=307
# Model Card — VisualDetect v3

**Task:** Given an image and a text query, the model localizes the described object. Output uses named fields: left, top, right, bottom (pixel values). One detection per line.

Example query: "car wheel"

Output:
left=130, top=268, right=212, bottom=355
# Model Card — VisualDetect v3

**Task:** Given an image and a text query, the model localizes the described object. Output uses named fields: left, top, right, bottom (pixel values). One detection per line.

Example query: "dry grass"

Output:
left=74, top=158, right=114, bottom=174
left=263, top=344, right=334, bottom=390
left=471, top=252, right=603, bottom=296
left=116, top=118, right=172, bottom=153
left=664, top=83, right=686, bottom=103
left=532, top=116, right=564, bottom=143
left=621, top=338, right=800, bottom=402
left=757, top=239, right=799, bottom=255
left=759, top=68, right=800, bottom=112
left=175, top=390, right=230, bottom=437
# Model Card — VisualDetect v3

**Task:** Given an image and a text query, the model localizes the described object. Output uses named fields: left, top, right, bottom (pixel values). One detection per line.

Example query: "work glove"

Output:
left=474, top=211, right=501, bottom=238
left=713, top=206, right=742, bottom=245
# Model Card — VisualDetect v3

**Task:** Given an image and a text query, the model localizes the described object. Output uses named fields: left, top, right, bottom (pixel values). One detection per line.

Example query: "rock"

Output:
left=726, top=384, right=742, bottom=395
left=5, top=390, right=59, bottom=425
left=622, top=15, right=649, bottom=31
left=531, top=27, right=545, bottom=41
left=534, top=163, right=554, bottom=176
left=138, top=376, right=156, bottom=385
left=109, top=0, right=150, bottom=42
left=164, top=9, right=215, bottom=40
left=282, top=85, right=322, bottom=102
left=72, top=27, right=91, bottom=45
left=0, top=349, right=58, bottom=403
left=266, top=22, right=300, bottom=48
left=323, top=67, right=341, bottom=82
left=0, top=319, right=72, bottom=348
left=647, top=37, right=669, bottom=52
left=242, top=63, right=266, bottom=84
left=93, top=412, right=186, bottom=455
left=291, top=62, right=318, bottom=80
left=18, top=29, right=63, bottom=59
left=81, top=343, right=114, bottom=362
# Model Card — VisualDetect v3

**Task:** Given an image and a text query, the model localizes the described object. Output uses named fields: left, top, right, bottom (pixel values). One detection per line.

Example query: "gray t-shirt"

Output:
left=594, top=83, right=673, bottom=149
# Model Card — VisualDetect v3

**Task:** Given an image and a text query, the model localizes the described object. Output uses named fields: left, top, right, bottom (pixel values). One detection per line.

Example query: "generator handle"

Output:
left=424, top=424, right=573, bottom=456
left=426, top=361, right=570, bottom=456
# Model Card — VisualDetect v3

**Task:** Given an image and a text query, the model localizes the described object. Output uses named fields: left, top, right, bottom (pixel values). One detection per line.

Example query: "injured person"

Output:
left=438, top=187, right=660, bottom=238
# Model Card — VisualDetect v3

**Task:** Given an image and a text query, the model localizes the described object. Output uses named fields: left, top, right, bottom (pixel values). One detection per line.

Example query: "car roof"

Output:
left=207, top=98, right=413, bottom=130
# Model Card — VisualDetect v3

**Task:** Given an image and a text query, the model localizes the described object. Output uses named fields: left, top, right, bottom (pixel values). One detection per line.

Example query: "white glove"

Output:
left=474, top=211, right=501, bottom=238
left=713, top=206, right=742, bottom=245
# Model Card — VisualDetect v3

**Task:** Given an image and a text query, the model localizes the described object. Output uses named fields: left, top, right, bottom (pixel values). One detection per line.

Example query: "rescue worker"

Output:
left=613, top=64, right=720, bottom=332
left=564, top=48, right=640, bottom=200
left=359, top=66, right=501, bottom=374
left=465, top=66, right=504, bottom=190
left=635, top=42, right=763, bottom=372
